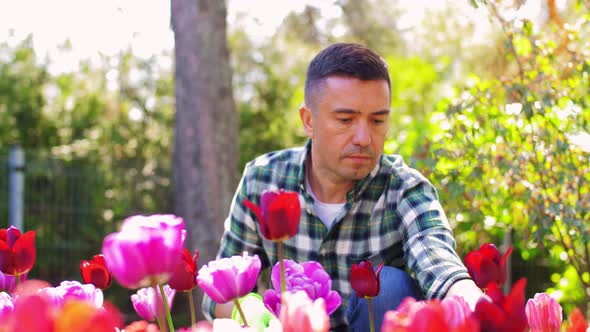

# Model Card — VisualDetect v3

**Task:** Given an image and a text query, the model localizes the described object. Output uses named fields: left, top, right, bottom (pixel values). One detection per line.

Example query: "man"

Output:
left=203, top=43, right=483, bottom=331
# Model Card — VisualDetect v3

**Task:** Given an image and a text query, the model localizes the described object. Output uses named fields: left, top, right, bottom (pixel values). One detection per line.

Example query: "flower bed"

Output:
left=0, top=211, right=588, bottom=331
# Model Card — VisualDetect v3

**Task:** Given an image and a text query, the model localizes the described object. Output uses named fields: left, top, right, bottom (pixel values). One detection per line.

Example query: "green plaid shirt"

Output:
left=203, top=141, right=470, bottom=330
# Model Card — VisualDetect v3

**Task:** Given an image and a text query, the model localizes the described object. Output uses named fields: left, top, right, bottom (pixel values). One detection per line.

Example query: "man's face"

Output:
left=301, top=76, right=390, bottom=183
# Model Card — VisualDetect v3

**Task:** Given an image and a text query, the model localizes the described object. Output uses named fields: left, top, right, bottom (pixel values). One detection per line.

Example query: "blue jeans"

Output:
left=345, top=266, right=423, bottom=331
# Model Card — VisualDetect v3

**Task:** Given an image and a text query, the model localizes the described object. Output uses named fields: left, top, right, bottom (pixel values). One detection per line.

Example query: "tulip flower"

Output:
left=80, top=254, right=112, bottom=290
left=38, top=280, right=104, bottom=309
left=0, top=226, right=36, bottom=277
left=197, top=252, right=262, bottom=327
left=0, top=292, right=13, bottom=319
left=350, top=261, right=384, bottom=298
left=526, top=292, right=562, bottom=332
left=102, top=214, right=186, bottom=289
left=54, top=300, right=124, bottom=332
left=169, top=249, right=199, bottom=292
left=123, top=320, right=161, bottom=332
left=244, top=189, right=301, bottom=293
left=474, top=278, right=528, bottom=332
left=349, top=260, right=384, bottom=332
left=169, top=249, right=199, bottom=327
left=263, top=260, right=341, bottom=317
left=243, top=189, right=301, bottom=241
left=381, top=297, right=480, bottom=332
left=279, top=291, right=330, bottom=332
left=565, top=307, right=588, bottom=332
left=464, top=242, right=513, bottom=289
left=131, top=284, right=176, bottom=323
left=441, top=295, right=474, bottom=328
left=0, top=271, right=27, bottom=293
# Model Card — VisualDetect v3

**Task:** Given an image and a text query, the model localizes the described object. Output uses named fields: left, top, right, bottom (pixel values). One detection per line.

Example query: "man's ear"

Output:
left=299, top=104, right=314, bottom=139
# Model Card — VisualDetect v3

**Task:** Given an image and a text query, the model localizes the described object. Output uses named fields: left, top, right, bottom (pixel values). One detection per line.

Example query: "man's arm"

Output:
left=397, top=180, right=473, bottom=300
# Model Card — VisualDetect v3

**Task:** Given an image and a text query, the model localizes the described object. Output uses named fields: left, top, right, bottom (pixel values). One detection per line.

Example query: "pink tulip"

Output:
left=441, top=295, right=473, bottom=328
left=197, top=252, right=261, bottom=304
left=0, top=292, right=13, bottom=319
left=131, top=284, right=176, bottom=321
left=102, top=214, right=186, bottom=288
left=526, top=292, right=562, bottom=332
left=279, top=291, right=330, bottom=332
left=38, top=280, right=103, bottom=308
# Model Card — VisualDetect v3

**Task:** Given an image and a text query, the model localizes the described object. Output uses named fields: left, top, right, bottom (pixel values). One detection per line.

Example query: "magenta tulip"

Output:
left=526, top=292, right=562, bottom=332
left=0, top=271, right=27, bottom=292
left=102, top=214, right=186, bottom=288
left=243, top=189, right=301, bottom=241
left=197, top=252, right=261, bottom=304
left=263, top=260, right=341, bottom=316
left=280, top=291, right=330, bottom=332
left=131, top=284, right=176, bottom=321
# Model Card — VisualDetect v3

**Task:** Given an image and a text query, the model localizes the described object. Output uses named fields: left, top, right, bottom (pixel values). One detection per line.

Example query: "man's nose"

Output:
left=352, top=121, right=371, bottom=147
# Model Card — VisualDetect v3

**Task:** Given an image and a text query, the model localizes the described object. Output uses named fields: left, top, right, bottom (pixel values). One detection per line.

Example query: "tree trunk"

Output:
left=171, top=0, right=238, bottom=319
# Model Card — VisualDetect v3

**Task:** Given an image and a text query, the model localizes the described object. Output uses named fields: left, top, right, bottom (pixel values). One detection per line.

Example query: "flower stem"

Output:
left=277, top=240, right=286, bottom=293
left=188, top=291, right=196, bottom=328
left=159, top=284, right=175, bottom=332
left=14, top=273, right=20, bottom=289
left=233, top=298, right=249, bottom=327
left=367, top=297, right=375, bottom=332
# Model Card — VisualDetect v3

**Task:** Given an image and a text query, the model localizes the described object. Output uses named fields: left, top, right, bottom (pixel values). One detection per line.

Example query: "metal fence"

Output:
left=2, top=146, right=112, bottom=284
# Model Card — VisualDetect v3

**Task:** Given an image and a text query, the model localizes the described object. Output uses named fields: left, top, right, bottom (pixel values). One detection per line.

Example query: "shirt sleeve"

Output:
left=201, top=165, right=270, bottom=320
left=397, top=180, right=471, bottom=299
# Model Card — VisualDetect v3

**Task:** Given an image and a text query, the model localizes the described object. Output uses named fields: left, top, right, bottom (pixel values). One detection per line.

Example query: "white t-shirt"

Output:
left=305, top=175, right=345, bottom=228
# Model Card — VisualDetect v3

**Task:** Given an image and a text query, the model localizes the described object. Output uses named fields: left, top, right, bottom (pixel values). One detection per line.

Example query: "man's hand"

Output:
left=445, top=279, right=485, bottom=310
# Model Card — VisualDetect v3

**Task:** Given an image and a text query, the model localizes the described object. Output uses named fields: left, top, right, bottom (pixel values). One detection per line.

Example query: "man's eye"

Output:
left=338, top=118, right=352, bottom=123
left=373, top=119, right=385, bottom=124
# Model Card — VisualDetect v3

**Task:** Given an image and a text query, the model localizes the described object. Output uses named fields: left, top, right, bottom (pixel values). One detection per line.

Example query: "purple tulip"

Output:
left=526, top=292, right=562, bottom=332
left=131, top=284, right=176, bottom=321
left=102, top=214, right=186, bottom=288
left=0, top=271, right=26, bottom=292
left=0, top=292, right=13, bottom=319
left=197, top=252, right=261, bottom=304
left=263, top=260, right=341, bottom=316
left=38, top=280, right=103, bottom=308
left=441, top=295, right=473, bottom=328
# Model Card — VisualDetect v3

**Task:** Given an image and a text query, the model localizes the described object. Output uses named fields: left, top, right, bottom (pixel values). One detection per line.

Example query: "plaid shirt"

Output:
left=203, top=141, right=470, bottom=330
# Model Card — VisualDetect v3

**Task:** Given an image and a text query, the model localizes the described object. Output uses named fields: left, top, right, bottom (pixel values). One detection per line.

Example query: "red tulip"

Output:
left=474, top=278, right=528, bottom=332
left=350, top=261, right=384, bottom=298
left=464, top=242, right=512, bottom=288
left=169, top=249, right=199, bottom=291
left=381, top=297, right=480, bottom=332
left=565, top=307, right=588, bottom=332
left=80, top=254, right=112, bottom=290
left=0, top=226, right=36, bottom=276
left=244, top=189, right=301, bottom=241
